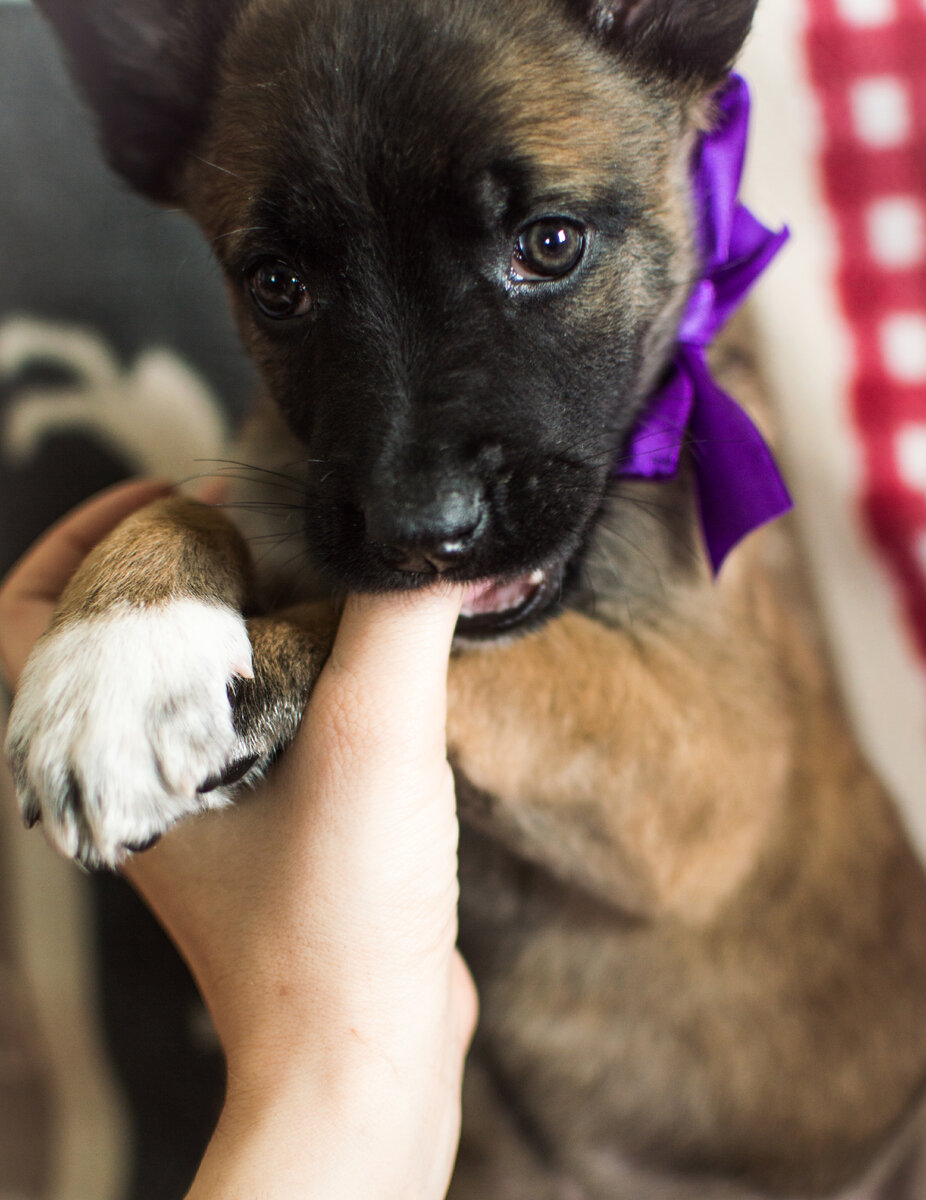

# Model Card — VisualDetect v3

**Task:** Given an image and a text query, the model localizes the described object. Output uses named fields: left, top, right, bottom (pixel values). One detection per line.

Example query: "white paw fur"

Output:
left=6, top=599, right=253, bottom=867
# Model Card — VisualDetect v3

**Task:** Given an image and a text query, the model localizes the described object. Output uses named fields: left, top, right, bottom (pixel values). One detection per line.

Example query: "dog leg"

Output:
left=227, top=603, right=337, bottom=784
left=444, top=567, right=926, bottom=1197
left=5, top=497, right=331, bottom=867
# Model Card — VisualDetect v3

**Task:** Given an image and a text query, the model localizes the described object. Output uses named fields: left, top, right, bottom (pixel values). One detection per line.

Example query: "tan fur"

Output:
left=448, top=520, right=926, bottom=1196
left=237, top=603, right=337, bottom=761
left=448, top=594, right=790, bottom=921
left=52, top=496, right=254, bottom=622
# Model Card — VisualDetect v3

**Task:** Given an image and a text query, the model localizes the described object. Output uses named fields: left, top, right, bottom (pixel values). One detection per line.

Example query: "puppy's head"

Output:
left=37, top=0, right=759, bottom=631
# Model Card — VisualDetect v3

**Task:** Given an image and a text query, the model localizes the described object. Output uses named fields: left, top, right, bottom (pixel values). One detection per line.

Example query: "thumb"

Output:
left=314, top=585, right=464, bottom=768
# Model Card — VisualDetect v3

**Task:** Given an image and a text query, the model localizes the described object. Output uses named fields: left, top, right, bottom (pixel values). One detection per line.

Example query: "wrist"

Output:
left=187, top=1062, right=455, bottom=1200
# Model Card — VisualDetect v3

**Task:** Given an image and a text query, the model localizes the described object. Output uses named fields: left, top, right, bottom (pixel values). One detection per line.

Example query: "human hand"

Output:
left=0, top=481, right=477, bottom=1200
left=127, top=584, right=476, bottom=1200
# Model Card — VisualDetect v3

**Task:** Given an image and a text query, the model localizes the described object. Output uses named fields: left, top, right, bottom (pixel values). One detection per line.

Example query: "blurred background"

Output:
left=0, top=0, right=924, bottom=1196
left=0, top=3, right=251, bottom=1196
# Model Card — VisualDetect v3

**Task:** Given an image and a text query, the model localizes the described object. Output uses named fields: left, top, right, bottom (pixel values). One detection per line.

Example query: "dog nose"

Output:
left=364, top=483, right=485, bottom=575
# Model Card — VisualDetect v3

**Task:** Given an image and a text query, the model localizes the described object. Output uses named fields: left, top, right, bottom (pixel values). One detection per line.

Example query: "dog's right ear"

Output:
left=33, top=0, right=245, bottom=202
left=564, top=0, right=760, bottom=86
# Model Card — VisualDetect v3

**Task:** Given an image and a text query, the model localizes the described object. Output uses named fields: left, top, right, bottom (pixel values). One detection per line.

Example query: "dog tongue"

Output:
left=461, top=570, right=544, bottom=618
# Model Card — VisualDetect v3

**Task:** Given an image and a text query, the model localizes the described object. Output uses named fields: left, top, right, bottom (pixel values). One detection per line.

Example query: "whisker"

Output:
left=205, top=475, right=307, bottom=497
left=616, top=497, right=703, bottom=568
left=606, top=525, right=667, bottom=593
left=271, top=546, right=314, bottom=578
left=196, top=457, right=320, bottom=481
left=211, top=226, right=269, bottom=246
left=212, top=500, right=306, bottom=514
left=243, top=531, right=304, bottom=543
left=192, top=155, right=243, bottom=181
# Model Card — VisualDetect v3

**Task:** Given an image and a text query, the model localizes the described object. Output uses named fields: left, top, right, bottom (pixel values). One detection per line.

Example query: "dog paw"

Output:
left=5, top=599, right=254, bottom=868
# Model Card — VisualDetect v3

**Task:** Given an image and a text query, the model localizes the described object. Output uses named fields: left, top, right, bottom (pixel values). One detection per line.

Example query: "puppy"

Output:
left=9, top=1, right=926, bottom=1196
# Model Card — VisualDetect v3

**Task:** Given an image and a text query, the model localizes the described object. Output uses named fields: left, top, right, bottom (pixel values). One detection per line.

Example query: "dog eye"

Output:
left=247, top=259, right=312, bottom=320
left=511, top=220, right=586, bottom=281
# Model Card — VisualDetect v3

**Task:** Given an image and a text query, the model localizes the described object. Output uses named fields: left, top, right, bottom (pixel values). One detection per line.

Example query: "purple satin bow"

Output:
left=616, top=74, right=792, bottom=574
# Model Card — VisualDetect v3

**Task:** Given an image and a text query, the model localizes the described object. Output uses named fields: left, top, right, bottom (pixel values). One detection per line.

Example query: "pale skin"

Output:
left=0, top=479, right=478, bottom=1200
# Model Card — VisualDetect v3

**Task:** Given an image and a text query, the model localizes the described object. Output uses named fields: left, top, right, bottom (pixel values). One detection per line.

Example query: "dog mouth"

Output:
left=456, top=564, right=563, bottom=638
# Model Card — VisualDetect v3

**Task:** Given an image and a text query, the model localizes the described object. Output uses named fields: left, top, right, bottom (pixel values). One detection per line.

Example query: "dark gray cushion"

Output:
left=0, top=4, right=255, bottom=569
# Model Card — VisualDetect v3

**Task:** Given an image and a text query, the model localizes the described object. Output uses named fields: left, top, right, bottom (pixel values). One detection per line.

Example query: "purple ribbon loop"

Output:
left=617, top=74, right=793, bottom=575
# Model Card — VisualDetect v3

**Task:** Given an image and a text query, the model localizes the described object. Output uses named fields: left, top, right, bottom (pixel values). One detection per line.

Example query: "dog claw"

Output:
left=123, top=834, right=163, bottom=854
left=198, top=753, right=260, bottom=795
left=22, top=802, right=41, bottom=829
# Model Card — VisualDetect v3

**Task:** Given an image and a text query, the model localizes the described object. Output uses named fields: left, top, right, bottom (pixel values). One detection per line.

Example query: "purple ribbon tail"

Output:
left=684, top=349, right=793, bottom=573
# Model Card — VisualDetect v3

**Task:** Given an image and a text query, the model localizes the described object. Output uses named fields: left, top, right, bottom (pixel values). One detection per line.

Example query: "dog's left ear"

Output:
left=564, top=0, right=759, bottom=86
left=33, top=0, right=246, bottom=203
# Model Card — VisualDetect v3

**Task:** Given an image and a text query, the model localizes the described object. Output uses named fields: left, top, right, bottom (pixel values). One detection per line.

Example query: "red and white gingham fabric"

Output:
left=805, top=0, right=926, bottom=659
left=740, top=0, right=926, bottom=844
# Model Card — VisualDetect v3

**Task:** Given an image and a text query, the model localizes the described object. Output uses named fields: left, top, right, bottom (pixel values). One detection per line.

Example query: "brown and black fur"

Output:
left=13, top=0, right=926, bottom=1196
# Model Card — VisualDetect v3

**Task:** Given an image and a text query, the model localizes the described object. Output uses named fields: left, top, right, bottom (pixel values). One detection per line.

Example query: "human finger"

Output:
left=189, top=477, right=229, bottom=505
left=451, top=950, right=480, bottom=1050
left=315, top=585, right=463, bottom=765
left=0, top=478, right=172, bottom=687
